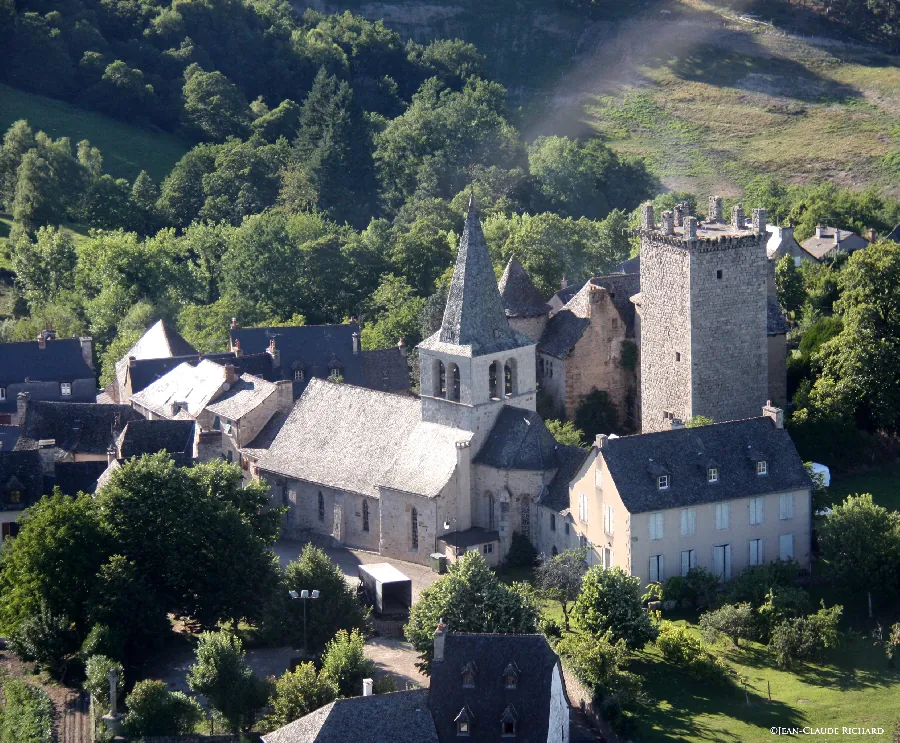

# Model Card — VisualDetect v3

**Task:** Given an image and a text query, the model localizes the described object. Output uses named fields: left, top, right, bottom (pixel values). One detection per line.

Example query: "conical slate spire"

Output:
left=498, top=256, right=551, bottom=318
left=439, top=198, right=517, bottom=354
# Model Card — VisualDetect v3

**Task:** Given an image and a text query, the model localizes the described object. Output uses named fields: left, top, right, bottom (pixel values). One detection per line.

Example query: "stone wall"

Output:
left=508, top=314, right=548, bottom=343
left=472, top=464, right=547, bottom=557
left=767, top=334, right=788, bottom=409
left=537, top=353, right=566, bottom=419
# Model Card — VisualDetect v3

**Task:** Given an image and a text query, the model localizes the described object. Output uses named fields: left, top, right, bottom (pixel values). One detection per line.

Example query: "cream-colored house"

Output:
left=566, top=404, right=812, bottom=587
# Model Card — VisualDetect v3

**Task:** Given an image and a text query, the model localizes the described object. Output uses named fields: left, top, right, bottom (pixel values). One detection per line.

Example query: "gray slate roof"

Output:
left=116, top=420, right=195, bottom=462
left=0, top=450, right=43, bottom=510
left=430, top=634, right=564, bottom=743
left=360, top=347, right=411, bottom=393
left=601, top=417, right=811, bottom=514
left=474, top=407, right=562, bottom=471
left=614, top=255, right=641, bottom=274
left=206, top=373, right=277, bottom=421
left=131, top=359, right=226, bottom=419
left=887, top=224, right=900, bottom=243
left=115, top=320, right=196, bottom=388
left=767, top=296, right=789, bottom=336
left=126, top=352, right=274, bottom=397
left=261, top=689, right=437, bottom=743
left=258, top=379, right=468, bottom=498
left=0, top=338, right=94, bottom=385
left=241, top=410, right=289, bottom=461
left=0, top=426, right=20, bottom=451
left=800, top=228, right=869, bottom=260
left=497, top=257, right=551, bottom=318
left=542, top=445, right=590, bottom=512
left=15, top=402, right=140, bottom=456
left=52, top=461, right=108, bottom=495
left=435, top=197, right=532, bottom=356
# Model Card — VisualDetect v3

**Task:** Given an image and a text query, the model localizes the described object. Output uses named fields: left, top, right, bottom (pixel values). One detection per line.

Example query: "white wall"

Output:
left=547, top=662, right=570, bottom=743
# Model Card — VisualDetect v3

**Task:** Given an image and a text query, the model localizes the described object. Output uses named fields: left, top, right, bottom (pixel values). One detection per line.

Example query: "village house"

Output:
left=262, top=629, right=571, bottom=743
left=0, top=450, right=43, bottom=544
left=0, top=331, right=95, bottom=424
left=96, top=419, right=198, bottom=490
left=799, top=225, right=870, bottom=262
left=256, top=198, right=583, bottom=566
left=563, top=403, right=811, bottom=587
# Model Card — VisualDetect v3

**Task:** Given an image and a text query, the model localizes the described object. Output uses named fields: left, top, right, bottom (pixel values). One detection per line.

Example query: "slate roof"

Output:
left=360, top=347, right=411, bottom=393
left=614, top=255, right=641, bottom=274
left=261, top=689, right=437, bottom=743
left=474, top=407, right=562, bottom=471
left=0, top=337, right=94, bottom=385
left=130, top=359, right=226, bottom=419
left=0, top=450, right=43, bottom=510
left=0, top=426, right=20, bottom=451
left=432, top=197, right=532, bottom=357
left=542, top=445, right=590, bottom=513
left=240, top=411, right=289, bottom=461
left=115, top=320, right=196, bottom=388
left=116, top=420, right=195, bottom=461
left=126, top=352, right=275, bottom=397
left=15, top=402, right=140, bottom=456
left=887, top=224, right=900, bottom=243
left=206, top=373, right=277, bottom=421
left=439, top=527, right=500, bottom=549
left=429, top=633, right=564, bottom=743
left=767, top=296, right=789, bottom=336
left=497, top=257, right=551, bottom=318
left=800, top=228, right=869, bottom=260
left=765, top=225, right=803, bottom=261
left=259, top=379, right=468, bottom=498
left=601, top=417, right=812, bottom=514
left=52, top=461, right=108, bottom=495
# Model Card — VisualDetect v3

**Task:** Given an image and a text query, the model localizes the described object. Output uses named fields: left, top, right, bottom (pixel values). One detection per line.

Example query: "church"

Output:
left=255, top=198, right=585, bottom=565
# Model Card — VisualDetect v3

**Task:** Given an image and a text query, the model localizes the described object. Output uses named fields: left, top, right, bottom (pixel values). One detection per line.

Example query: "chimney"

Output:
left=640, top=203, right=654, bottom=230
left=232, top=338, right=242, bottom=358
left=815, top=225, right=824, bottom=239
left=362, top=678, right=373, bottom=697
left=674, top=202, right=689, bottom=227
left=433, top=619, right=447, bottom=662
left=128, top=355, right=137, bottom=368
left=231, top=317, right=238, bottom=329
left=731, top=203, right=745, bottom=231
left=752, top=208, right=767, bottom=236
left=684, top=216, right=697, bottom=241
left=670, top=418, right=684, bottom=430
left=708, top=195, right=723, bottom=223
left=106, top=446, right=117, bottom=466
left=37, top=331, right=46, bottom=350
left=266, top=337, right=280, bottom=368
left=595, top=433, right=609, bottom=449
left=560, top=275, right=568, bottom=291
left=224, top=364, right=237, bottom=386
left=868, top=228, right=877, bottom=243
left=833, top=230, right=841, bottom=247
left=79, top=337, right=93, bottom=370
left=275, top=380, right=294, bottom=412
left=660, top=210, right=674, bottom=235
left=397, top=338, right=407, bottom=357
left=762, top=400, right=784, bottom=429
left=351, top=331, right=360, bottom=355
left=16, top=392, right=30, bottom=426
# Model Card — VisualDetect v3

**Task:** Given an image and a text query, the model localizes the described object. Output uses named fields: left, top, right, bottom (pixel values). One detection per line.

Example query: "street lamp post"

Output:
left=289, top=589, right=319, bottom=657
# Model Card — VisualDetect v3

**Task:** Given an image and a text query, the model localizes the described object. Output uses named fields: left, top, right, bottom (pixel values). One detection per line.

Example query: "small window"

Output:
left=716, top=269, right=723, bottom=280
left=757, top=460, right=768, bottom=476
left=564, top=521, right=570, bottom=536
left=0, top=388, right=6, bottom=401
left=680, top=507, right=696, bottom=537
left=212, top=416, right=221, bottom=430
left=225, top=449, right=233, bottom=462
left=658, top=475, right=669, bottom=490
left=461, top=662, right=476, bottom=688
left=648, top=512, right=664, bottom=541
left=458, top=720, right=470, bottom=736
left=707, top=467, right=718, bottom=483
left=549, top=514, right=556, bottom=532
left=362, top=500, right=369, bottom=532
left=503, top=663, right=519, bottom=689
left=294, top=369, right=304, bottom=382
left=715, top=502, right=731, bottom=530
left=482, top=543, right=493, bottom=555
left=411, top=507, right=419, bottom=550
left=611, top=318, right=618, bottom=329
left=501, top=705, right=517, bottom=738
left=551, top=545, right=558, bottom=556
left=578, top=493, right=588, bottom=523
left=675, top=352, right=681, bottom=362
left=749, top=497, right=764, bottom=525
left=8, top=490, right=22, bottom=505
left=318, top=492, right=325, bottom=522
left=502, top=721, right=516, bottom=737
left=779, top=494, right=795, bottom=520
left=60, top=382, right=72, bottom=397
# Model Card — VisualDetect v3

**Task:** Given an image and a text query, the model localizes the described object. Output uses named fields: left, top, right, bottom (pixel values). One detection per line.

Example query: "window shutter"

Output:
left=649, top=556, right=658, bottom=584
left=648, top=515, right=655, bottom=540
left=780, top=533, right=794, bottom=560
left=680, top=509, right=687, bottom=536
left=681, top=550, right=689, bottom=576
left=658, top=554, right=665, bottom=583
left=724, top=544, right=732, bottom=579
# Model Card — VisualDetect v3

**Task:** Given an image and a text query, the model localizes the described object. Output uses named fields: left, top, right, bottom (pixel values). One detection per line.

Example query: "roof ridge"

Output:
left=610, top=415, right=771, bottom=442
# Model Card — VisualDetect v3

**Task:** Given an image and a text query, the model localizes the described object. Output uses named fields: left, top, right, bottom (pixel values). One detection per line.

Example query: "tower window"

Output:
left=318, top=492, right=325, bottom=521
left=411, top=507, right=419, bottom=550
left=675, top=352, right=681, bottom=362
left=716, top=269, right=723, bottom=280
left=362, top=500, right=369, bottom=532
left=489, top=361, right=500, bottom=399
left=449, top=363, right=460, bottom=401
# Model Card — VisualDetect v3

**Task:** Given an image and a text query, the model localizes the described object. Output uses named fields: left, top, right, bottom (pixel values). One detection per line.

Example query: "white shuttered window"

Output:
left=680, top=508, right=696, bottom=537
left=680, top=549, right=696, bottom=576
left=715, top=502, right=730, bottom=530
left=649, top=554, right=664, bottom=583
left=648, top=512, right=664, bottom=541
left=749, top=538, right=763, bottom=566
left=749, top=497, right=764, bottom=525
left=779, top=533, right=794, bottom=560
left=779, top=494, right=795, bottom=520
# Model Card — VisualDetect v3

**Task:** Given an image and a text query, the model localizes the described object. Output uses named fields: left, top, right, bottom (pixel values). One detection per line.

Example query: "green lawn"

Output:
left=829, top=466, right=900, bottom=512
left=0, top=83, right=189, bottom=183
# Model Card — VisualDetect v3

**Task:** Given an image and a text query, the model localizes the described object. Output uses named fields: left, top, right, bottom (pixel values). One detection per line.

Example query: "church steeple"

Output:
left=439, top=196, right=521, bottom=355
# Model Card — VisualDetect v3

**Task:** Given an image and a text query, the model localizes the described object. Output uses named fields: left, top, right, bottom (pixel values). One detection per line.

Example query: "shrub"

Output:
left=505, top=531, right=537, bottom=568
left=656, top=622, right=734, bottom=685
left=556, top=631, right=642, bottom=705
left=769, top=603, right=843, bottom=669
left=886, top=623, right=900, bottom=664
left=0, top=680, right=53, bottom=743
left=84, top=655, right=124, bottom=708
left=756, top=586, right=812, bottom=642
left=7, top=605, right=77, bottom=680
left=81, top=624, right=121, bottom=661
left=682, top=567, right=719, bottom=607
left=373, top=675, right=398, bottom=694
left=122, top=680, right=203, bottom=736
left=320, top=629, right=376, bottom=698
left=264, top=662, right=338, bottom=731
left=573, top=567, right=657, bottom=649
left=539, top=617, right=562, bottom=640
left=698, top=603, right=754, bottom=646
left=726, top=561, right=801, bottom=607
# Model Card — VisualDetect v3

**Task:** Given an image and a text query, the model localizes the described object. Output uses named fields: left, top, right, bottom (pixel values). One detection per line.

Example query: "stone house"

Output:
left=498, top=256, right=551, bottom=342
left=256, top=198, right=582, bottom=565
left=800, top=226, right=869, bottom=262
left=0, top=331, right=95, bottom=424
left=564, top=404, right=811, bottom=588
left=0, top=450, right=43, bottom=544
left=262, top=630, right=571, bottom=743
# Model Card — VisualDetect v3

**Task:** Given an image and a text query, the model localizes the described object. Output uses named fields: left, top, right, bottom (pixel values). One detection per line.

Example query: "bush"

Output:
left=80, top=624, right=121, bottom=661
left=373, top=675, right=398, bottom=694
left=726, top=561, right=801, bottom=607
left=756, top=586, right=812, bottom=642
left=505, top=531, right=537, bottom=568
left=656, top=622, right=734, bottom=686
left=539, top=617, right=562, bottom=640
left=769, top=603, right=843, bottom=669
left=320, top=629, right=376, bottom=698
left=0, top=680, right=54, bottom=743
left=683, top=567, right=719, bottom=607
left=264, top=662, right=338, bottom=732
left=572, top=567, right=657, bottom=649
left=698, top=603, right=754, bottom=646
left=556, top=631, right=642, bottom=705
left=84, top=655, right=123, bottom=709
left=122, top=680, right=203, bottom=736
left=7, top=605, right=77, bottom=680
left=574, top=388, right=618, bottom=439
left=886, top=623, right=900, bottom=664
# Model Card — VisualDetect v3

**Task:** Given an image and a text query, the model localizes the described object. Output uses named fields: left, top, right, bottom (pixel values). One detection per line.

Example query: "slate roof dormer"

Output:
left=438, top=197, right=531, bottom=356
left=497, top=257, right=550, bottom=319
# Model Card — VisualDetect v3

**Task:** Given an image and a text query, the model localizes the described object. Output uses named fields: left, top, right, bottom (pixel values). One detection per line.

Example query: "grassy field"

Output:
left=0, top=84, right=189, bottom=183
left=829, top=465, right=900, bottom=512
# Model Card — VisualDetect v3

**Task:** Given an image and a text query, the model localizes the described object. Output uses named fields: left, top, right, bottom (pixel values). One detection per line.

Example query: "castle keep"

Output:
left=636, top=198, right=769, bottom=432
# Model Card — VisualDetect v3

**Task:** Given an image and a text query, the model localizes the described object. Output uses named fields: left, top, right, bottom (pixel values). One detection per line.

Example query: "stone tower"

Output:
left=497, top=256, right=551, bottom=342
left=417, top=197, right=537, bottom=450
left=637, top=200, right=769, bottom=432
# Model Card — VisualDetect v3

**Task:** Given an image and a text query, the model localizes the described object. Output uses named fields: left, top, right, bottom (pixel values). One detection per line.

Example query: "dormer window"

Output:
left=501, top=705, right=518, bottom=737
left=8, top=490, right=21, bottom=505
left=461, top=661, right=476, bottom=688
left=502, top=663, right=519, bottom=689
left=707, top=468, right=718, bottom=483
left=455, top=706, right=473, bottom=737
left=757, top=461, right=768, bottom=476
left=294, top=369, right=304, bottom=382
left=60, top=382, right=72, bottom=397
left=658, top=475, right=669, bottom=490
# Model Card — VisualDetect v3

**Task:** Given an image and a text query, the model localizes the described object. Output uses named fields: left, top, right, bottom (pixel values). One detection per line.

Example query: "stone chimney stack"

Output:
left=674, top=202, right=689, bottom=227
left=560, top=275, right=568, bottom=291
left=224, top=364, right=237, bottom=386
left=869, top=228, right=877, bottom=243
left=684, top=216, right=698, bottom=241
left=231, top=317, right=238, bottom=329
left=762, top=400, right=784, bottom=429
left=641, top=203, right=654, bottom=230
left=752, top=208, right=767, bottom=236
left=351, top=331, right=360, bottom=355
left=670, top=418, right=684, bottom=430
left=397, top=338, right=407, bottom=357
left=595, top=433, right=609, bottom=449
left=708, top=195, right=723, bottom=223
left=231, top=338, right=242, bottom=357
left=833, top=230, right=841, bottom=247
left=362, top=678, right=373, bottom=697
left=433, top=619, right=447, bottom=662
left=16, top=392, right=30, bottom=426
left=107, top=446, right=117, bottom=466
left=275, top=380, right=293, bottom=412
left=660, top=211, right=675, bottom=235
left=266, top=337, right=281, bottom=369
left=79, top=337, right=94, bottom=370
left=731, top=204, right=745, bottom=230
left=37, top=330, right=47, bottom=349
left=816, top=225, right=824, bottom=239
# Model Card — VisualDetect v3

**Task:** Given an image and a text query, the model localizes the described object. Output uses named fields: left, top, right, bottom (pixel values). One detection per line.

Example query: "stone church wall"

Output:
left=508, top=315, right=548, bottom=343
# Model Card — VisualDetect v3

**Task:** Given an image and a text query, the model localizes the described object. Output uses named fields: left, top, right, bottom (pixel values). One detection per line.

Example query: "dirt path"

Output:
left=56, top=689, right=91, bottom=743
